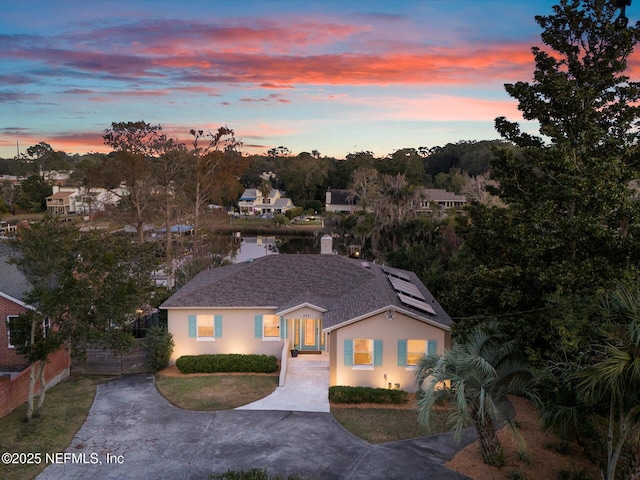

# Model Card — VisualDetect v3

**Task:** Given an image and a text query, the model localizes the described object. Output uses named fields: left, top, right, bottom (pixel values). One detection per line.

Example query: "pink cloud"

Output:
left=0, top=131, right=109, bottom=155
left=2, top=22, right=539, bottom=88
left=347, top=93, right=523, bottom=122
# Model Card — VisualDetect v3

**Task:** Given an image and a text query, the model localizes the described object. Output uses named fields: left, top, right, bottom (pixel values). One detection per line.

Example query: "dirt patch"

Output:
left=447, top=396, right=600, bottom=480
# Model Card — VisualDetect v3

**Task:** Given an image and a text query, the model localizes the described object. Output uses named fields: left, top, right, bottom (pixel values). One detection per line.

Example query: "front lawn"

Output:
left=330, top=404, right=452, bottom=444
left=155, top=370, right=278, bottom=410
left=0, top=376, right=100, bottom=480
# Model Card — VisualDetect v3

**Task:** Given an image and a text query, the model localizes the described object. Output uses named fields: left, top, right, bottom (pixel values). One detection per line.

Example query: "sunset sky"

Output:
left=0, top=0, right=605, bottom=159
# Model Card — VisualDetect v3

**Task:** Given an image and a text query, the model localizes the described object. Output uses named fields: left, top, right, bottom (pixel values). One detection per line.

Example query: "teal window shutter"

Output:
left=373, top=340, right=383, bottom=366
left=279, top=316, right=286, bottom=339
left=254, top=315, right=263, bottom=338
left=427, top=340, right=437, bottom=355
left=214, top=315, right=222, bottom=338
left=344, top=339, right=353, bottom=366
left=188, top=315, right=197, bottom=338
left=397, top=339, right=407, bottom=366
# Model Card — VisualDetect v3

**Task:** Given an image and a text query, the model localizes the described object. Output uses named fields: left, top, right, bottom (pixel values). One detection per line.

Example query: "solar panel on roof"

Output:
left=397, top=292, right=436, bottom=315
left=382, top=265, right=411, bottom=281
left=387, top=275, right=425, bottom=300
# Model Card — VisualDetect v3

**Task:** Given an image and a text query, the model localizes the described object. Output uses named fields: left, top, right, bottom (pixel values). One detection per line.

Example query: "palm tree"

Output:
left=259, top=178, right=273, bottom=202
left=416, top=325, right=538, bottom=466
left=575, top=286, right=640, bottom=480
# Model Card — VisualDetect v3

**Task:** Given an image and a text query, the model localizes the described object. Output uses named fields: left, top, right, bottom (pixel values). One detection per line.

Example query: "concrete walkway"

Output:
left=37, top=375, right=475, bottom=480
left=236, top=352, right=330, bottom=412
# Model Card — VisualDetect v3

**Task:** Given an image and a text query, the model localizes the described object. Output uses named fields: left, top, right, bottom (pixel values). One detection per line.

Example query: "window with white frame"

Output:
left=263, top=315, right=279, bottom=338
left=197, top=315, right=215, bottom=338
left=6, top=315, right=18, bottom=348
left=354, top=339, right=373, bottom=366
left=43, top=317, right=51, bottom=337
left=407, top=339, right=427, bottom=366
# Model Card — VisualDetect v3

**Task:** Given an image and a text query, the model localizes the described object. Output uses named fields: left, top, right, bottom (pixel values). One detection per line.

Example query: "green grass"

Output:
left=210, top=469, right=312, bottom=480
left=0, top=376, right=100, bottom=480
left=330, top=406, right=452, bottom=444
left=155, top=375, right=278, bottom=410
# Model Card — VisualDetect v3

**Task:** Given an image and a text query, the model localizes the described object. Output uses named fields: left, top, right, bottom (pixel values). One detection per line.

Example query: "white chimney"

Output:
left=321, top=234, right=333, bottom=255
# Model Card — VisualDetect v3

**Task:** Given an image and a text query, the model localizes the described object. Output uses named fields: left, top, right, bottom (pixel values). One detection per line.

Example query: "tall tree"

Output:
left=347, top=166, right=380, bottom=211
left=103, top=121, right=167, bottom=243
left=280, top=152, right=331, bottom=203
left=370, top=173, right=424, bottom=257
left=8, top=217, right=157, bottom=420
left=446, top=0, right=640, bottom=360
left=188, top=126, right=242, bottom=257
left=152, top=138, right=190, bottom=288
left=380, top=148, right=426, bottom=186
left=258, top=177, right=273, bottom=201
left=14, top=174, right=52, bottom=213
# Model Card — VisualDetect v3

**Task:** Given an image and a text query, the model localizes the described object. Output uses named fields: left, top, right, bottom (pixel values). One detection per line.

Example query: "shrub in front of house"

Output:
left=146, top=325, right=174, bottom=372
left=329, top=386, right=409, bottom=404
left=285, top=206, right=304, bottom=220
left=176, top=354, right=278, bottom=374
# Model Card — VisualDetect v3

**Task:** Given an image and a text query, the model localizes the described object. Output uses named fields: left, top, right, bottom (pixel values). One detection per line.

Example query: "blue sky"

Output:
left=0, top=0, right=599, bottom=159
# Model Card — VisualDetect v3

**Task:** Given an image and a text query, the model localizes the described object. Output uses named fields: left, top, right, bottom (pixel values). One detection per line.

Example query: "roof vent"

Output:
left=361, top=261, right=370, bottom=269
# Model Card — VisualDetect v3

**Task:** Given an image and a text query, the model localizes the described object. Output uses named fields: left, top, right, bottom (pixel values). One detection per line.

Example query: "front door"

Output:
left=300, top=318, right=319, bottom=351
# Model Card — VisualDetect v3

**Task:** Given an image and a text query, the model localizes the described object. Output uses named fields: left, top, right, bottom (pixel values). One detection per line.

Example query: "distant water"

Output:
left=231, top=234, right=319, bottom=263
left=233, top=236, right=278, bottom=263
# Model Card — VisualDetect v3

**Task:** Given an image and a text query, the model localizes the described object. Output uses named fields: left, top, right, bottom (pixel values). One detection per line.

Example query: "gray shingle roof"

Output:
left=327, top=189, right=352, bottom=205
left=0, top=242, right=31, bottom=305
left=161, top=254, right=452, bottom=330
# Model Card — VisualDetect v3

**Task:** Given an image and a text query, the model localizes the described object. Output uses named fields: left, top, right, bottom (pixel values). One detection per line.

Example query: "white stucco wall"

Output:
left=328, top=311, right=448, bottom=393
left=167, top=308, right=285, bottom=362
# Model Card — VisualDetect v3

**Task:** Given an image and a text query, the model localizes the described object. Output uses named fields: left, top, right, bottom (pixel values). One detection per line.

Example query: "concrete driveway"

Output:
left=38, top=375, right=474, bottom=480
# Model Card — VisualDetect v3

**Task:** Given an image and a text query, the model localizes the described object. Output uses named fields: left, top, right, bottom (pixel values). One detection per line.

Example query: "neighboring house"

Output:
left=325, top=189, right=355, bottom=213
left=238, top=188, right=295, bottom=216
left=161, top=236, right=452, bottom=392
left=414, top=189, right=467, bottom=218
left=75, top=187, right=125, bottom=216
left=0, top=221, right=17, bottom=238
left=325, top=188, right=374, bottom=213
left=0, top=242, right=71, bottom=418
left=46, top=186, right=79, bottom=215
left=0, top=243, right=33, bottom=370
left=47, top=186, right=124, bottom=216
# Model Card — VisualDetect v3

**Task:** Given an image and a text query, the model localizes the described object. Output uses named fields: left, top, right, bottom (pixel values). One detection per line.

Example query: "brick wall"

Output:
left=0, top=295, right=29, bottom=369
left=0, top=347, right=71, bottom=418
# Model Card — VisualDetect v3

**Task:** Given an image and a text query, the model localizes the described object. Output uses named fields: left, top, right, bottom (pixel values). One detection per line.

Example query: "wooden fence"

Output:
left=72, top=340, right=151, bottom=375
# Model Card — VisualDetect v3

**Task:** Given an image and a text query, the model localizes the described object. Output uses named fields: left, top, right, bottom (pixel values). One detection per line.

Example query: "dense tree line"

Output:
left=0, top=140, right=501, bottom=214
left=410, top=1, right=640, bottom=476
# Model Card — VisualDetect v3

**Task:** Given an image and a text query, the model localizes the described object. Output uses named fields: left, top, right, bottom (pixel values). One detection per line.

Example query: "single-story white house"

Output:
left=160, top=238, right=452, bottom=392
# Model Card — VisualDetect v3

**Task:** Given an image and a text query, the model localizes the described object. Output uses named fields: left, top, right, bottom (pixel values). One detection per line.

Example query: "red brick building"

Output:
left=0, top=242, right=70, bottom=417
left=0, top=243, right=32, bottom=370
